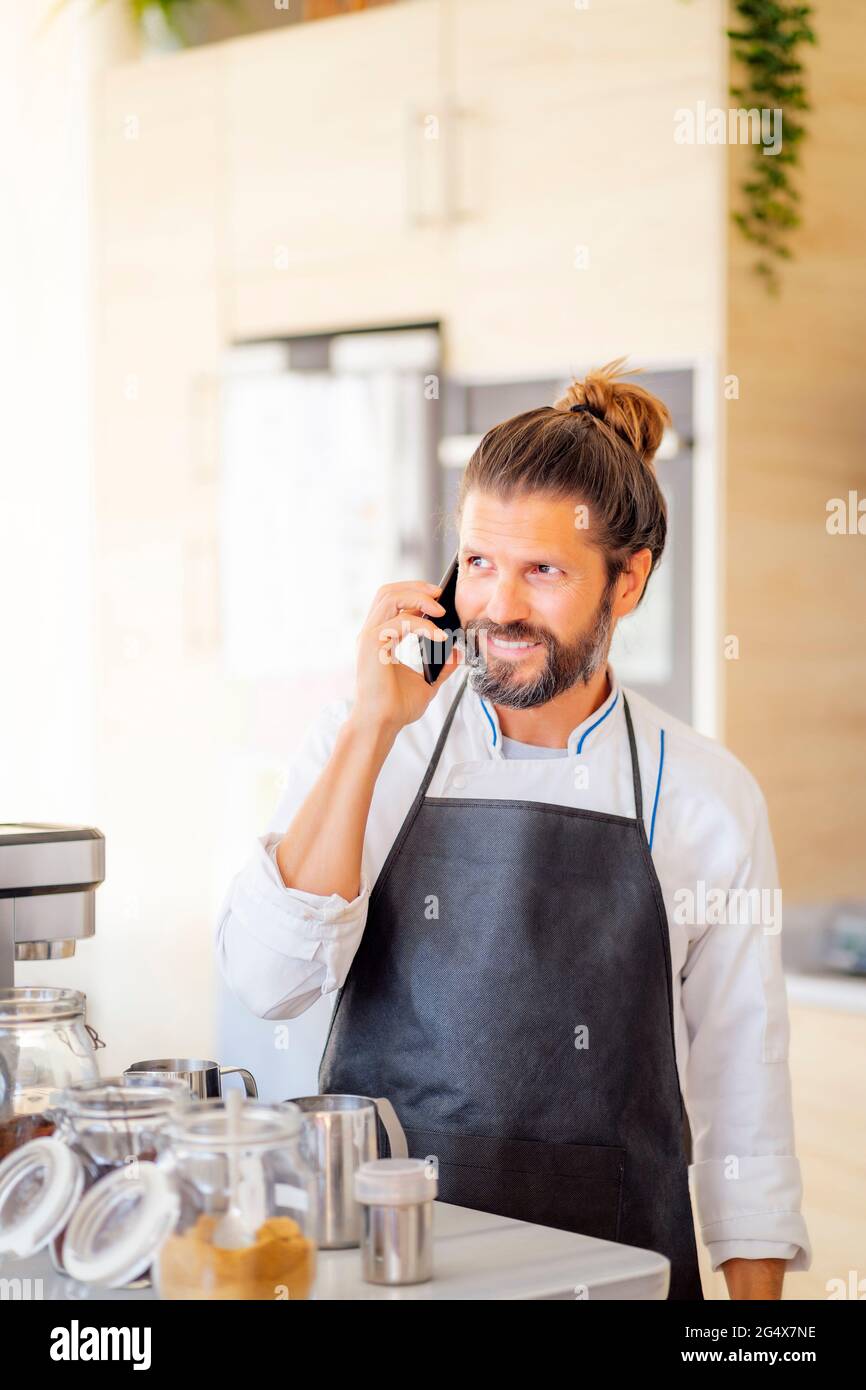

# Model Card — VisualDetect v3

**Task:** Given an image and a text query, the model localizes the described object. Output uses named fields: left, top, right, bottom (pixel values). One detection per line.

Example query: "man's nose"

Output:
left=484, top=578, right=531, bottom=627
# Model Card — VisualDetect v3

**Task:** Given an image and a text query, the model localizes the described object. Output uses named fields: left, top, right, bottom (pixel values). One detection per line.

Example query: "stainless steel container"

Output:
left=355, top=1158, right=437, bottom=1286
left=124, top=1058, right=257, bottom=1099
left=287, top=1094, right=407, bottom=1249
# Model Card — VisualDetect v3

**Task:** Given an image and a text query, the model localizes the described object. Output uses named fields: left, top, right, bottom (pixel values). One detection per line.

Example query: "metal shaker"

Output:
left=355, top=1157, right=438, bottom=1286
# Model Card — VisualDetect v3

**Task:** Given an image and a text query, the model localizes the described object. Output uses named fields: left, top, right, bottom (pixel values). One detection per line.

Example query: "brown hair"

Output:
left=456, top=357, right=671, bottom=605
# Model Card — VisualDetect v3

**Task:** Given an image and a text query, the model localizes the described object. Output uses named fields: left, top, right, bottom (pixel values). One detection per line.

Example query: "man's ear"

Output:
left=614, top=549, right=653, bottom=617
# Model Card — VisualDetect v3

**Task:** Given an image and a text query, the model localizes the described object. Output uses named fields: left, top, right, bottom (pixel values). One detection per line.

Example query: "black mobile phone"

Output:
left=419, top=553, right=460, bottom=685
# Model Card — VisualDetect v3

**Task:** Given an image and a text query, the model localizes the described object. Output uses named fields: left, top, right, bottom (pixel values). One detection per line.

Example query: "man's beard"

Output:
left=463, top=581, right=615, bottom=710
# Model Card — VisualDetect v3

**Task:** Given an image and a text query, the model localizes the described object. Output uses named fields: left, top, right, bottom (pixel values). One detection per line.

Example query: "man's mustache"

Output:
left=465, top=620, right=552, bottom=647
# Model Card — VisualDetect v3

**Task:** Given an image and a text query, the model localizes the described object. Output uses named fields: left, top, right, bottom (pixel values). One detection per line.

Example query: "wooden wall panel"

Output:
left=725, top=0, right=866, bottom=901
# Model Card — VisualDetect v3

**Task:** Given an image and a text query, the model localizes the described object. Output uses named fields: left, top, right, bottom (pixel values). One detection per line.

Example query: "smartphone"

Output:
left=419, top=553, right=460, bottom=685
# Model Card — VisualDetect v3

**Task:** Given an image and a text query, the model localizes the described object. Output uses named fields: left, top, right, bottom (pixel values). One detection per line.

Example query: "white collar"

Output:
left=468, top=663, right=622, bottom=759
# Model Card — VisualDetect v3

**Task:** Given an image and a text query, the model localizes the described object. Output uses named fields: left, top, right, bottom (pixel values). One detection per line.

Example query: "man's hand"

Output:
left=355, top=580, right=461, bottom=737
left=721, top=1256, right=785, bottom=1300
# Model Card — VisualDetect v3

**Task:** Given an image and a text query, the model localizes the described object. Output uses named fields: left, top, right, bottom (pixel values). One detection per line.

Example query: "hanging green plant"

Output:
left=47, top=0, right=246, bottom=49
left=727, top=0, right=817, bottom=294
left=129, top=0, right=247, bottom=46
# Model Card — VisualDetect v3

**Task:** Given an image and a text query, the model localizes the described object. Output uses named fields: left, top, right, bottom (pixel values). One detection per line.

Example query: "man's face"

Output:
left=455, top=490, right=617, bottom=710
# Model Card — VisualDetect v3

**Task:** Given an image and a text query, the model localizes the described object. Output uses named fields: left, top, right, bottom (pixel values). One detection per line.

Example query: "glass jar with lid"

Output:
left=0, top=988, right=105, bottom=1161
left=0, top=1075, right=187, bottom=1287
left=51, top=1074, right=189, bottom=1279
left=57, top=1098, right=318, bottom=1299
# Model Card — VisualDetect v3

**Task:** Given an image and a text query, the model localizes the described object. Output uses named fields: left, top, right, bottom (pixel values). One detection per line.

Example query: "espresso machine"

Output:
left=0, top=824, right=105, bottom=988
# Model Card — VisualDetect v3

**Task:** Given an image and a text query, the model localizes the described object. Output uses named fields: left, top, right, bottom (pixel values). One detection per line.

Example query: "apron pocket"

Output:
left=402, top=1127, right=626, bottom=1243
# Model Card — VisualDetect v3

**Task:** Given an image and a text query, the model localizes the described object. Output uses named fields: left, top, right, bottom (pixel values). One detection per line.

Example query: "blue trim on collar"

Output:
left=649, top=729, right=665, bottom=852
left=479, top=697, right=498, bottom=748
left=575, top=690, right=620, bottom=754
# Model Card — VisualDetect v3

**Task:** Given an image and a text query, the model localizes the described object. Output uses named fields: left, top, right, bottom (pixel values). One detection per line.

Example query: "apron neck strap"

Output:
left=621, top=693, right=644, bottom=823
left=417, top=669, right=472, bottom=799
left=420, top=671, right=645, bottom=825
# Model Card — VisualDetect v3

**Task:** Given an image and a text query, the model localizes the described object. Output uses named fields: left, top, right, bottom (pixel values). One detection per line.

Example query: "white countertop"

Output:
left=785, top=970, right=866, bottom=1015
left=2, top=1200, right=669, bottom=1301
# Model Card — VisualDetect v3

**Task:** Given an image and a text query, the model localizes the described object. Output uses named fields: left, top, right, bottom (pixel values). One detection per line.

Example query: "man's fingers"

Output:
left=370, top=587, right=447, bottom=625
left=373, top=614, right=449, bottom=648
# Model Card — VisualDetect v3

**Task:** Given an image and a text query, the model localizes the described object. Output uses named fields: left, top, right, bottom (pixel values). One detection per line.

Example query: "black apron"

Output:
left=319, top=671, right=704, bottom=1300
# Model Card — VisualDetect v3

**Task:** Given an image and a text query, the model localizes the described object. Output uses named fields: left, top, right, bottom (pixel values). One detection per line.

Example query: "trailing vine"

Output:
left=48, top=0, right=244, bottom=47
left=727, top=1, right=817, bottom=293
left=125, top=0, right=243, bottom=45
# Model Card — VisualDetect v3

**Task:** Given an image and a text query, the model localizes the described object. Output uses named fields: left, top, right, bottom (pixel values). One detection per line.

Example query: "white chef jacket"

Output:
left=216, top=660, right=812, bottom=1274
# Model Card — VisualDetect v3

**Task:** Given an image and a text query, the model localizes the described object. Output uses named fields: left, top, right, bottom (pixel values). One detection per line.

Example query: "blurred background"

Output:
left=1, top=0, right=863, bottom=1299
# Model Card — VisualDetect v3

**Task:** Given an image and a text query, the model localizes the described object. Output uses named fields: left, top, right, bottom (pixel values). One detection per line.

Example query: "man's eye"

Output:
left=535, top=564, right=560, bottom=576
left=466, top=556, right=490, bottom=568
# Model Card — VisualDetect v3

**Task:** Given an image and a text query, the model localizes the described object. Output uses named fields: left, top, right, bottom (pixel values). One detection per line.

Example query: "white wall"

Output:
left=0, top=1, right=137, bottom=1058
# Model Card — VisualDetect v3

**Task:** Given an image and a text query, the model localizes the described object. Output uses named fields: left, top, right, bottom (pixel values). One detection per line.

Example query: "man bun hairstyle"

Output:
left=457, top=357, right=671, bottom=604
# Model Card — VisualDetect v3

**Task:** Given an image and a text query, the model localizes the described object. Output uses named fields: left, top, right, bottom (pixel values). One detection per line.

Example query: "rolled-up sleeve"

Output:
left=215, top=697, right=371, bottom=1020
left=682, top=783, right=812, bottom=1273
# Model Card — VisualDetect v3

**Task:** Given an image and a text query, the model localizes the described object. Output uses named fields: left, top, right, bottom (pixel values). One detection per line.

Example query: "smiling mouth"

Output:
left=487, top=635, right=542, bottom=658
